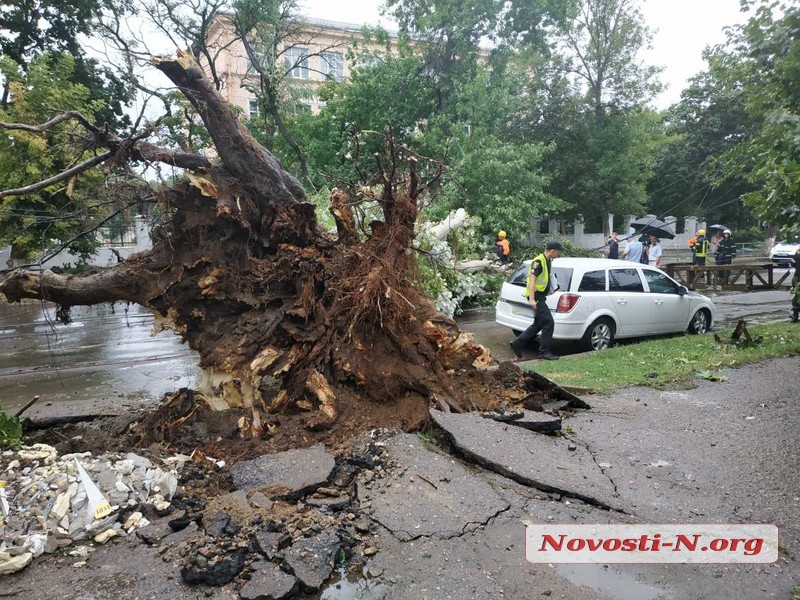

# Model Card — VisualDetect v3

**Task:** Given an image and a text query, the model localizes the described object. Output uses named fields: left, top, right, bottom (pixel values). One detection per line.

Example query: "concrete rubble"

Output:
left=0, top=442, right=182, bottom=575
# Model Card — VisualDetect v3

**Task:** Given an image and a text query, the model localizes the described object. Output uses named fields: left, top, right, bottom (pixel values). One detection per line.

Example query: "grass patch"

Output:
left=530, top=323, right=800, bottom=394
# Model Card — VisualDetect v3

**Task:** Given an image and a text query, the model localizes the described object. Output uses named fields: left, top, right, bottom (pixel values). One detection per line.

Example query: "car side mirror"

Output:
left=678, top=285, right=688, bottom=296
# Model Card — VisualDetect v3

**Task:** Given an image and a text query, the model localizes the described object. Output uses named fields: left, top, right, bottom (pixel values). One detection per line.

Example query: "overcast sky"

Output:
left=296, top=0, right=750, bottom=109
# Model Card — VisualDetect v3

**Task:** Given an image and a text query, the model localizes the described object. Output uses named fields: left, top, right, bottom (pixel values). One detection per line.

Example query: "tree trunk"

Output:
left=0, top=49, right=498, bottom=436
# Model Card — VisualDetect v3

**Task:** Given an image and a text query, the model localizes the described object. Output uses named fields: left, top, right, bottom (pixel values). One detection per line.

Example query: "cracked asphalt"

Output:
left=1, top=290, right=797, bottom=599
left=364, top=357, right=799, bottom=600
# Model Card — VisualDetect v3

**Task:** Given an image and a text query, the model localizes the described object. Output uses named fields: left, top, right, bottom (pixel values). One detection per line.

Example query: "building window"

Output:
left=247, top=43, right=268, bottom=75
left=285, top=47, right=309, bottom=79
left=321, top=51, right=344, bottom=82
left=248, top=98, right=260, bottom=119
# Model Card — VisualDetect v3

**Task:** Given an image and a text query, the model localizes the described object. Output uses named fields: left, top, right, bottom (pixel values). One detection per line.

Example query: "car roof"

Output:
left=519, top=257, right=653, bottom=269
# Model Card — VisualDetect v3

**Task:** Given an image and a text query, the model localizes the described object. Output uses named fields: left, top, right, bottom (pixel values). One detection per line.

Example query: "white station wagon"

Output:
left=495, top=257, right=716, bottom=351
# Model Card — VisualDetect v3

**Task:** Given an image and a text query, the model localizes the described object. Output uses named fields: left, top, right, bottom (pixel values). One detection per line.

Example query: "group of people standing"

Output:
left=687, top=228, right=737, bottom=265
left=605, top=227, right=738, bottom=267
left=605, top=232, right=663, bottom=267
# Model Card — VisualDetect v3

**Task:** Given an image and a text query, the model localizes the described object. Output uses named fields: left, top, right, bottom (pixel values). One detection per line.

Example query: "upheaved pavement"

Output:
left=357, top=357, right=799, bottom=600
left=3, top=359, right=799, bottom=599
left=429, top=409, right=621, bottom=510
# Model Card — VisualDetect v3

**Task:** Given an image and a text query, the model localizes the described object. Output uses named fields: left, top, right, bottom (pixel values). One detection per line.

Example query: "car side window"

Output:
left=578, top=270, right=606, bottom=291
left=643, top=269, right=680, bottom=294
left=608, top=268, right=644, bottom=292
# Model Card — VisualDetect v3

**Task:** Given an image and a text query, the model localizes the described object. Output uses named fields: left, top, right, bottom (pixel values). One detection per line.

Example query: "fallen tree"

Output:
left=0, top=50, right=505, bottom=439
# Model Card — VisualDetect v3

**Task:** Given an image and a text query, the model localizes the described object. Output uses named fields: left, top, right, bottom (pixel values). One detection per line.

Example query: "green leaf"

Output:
left=695, top=370, right=727, bottom=382
left=0, top=411, right=23, bottom=450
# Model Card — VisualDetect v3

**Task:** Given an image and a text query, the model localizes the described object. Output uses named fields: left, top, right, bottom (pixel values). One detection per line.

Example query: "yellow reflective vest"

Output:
left=525, top=253, right=549, bottom=298
left=693, top=237, right=709, bottom=258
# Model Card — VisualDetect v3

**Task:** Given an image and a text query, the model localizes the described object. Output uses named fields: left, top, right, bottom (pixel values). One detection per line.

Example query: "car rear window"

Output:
left=508, top=263, right=530, bottom=286
left=506, top=263, right=573, bottom=290
left=578, top=270, right=606, bottom=291
left=609, top=268, right=644, bottom=292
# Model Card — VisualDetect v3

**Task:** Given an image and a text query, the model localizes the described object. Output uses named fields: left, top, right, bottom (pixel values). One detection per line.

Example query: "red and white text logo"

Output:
left=525, top=523, right=779, bottom=564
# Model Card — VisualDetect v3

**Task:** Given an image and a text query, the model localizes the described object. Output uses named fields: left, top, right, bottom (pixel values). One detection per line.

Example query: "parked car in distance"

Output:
left=769, top=239, right=800, bottom=266
left=495, top=257, right=716, bottom=351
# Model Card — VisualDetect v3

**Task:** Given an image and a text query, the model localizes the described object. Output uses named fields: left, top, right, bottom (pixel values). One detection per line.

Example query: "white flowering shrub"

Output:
left=414, top=213, right=495, bottom=317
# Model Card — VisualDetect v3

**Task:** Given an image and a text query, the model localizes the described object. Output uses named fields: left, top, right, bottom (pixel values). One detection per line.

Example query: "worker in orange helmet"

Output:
left=496, top=230, right=511, bottom=264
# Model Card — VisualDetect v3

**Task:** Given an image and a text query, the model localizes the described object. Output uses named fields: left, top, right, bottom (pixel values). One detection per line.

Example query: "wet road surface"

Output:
left=0, top=289, right=792, bottom=414
left=0, top=302, right=200, bottom=415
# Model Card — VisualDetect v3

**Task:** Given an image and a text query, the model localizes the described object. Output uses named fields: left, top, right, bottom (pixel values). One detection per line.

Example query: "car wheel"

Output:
left=582, top=317, right=615, bottom=351
left=688, top=309, right=710, bottom=334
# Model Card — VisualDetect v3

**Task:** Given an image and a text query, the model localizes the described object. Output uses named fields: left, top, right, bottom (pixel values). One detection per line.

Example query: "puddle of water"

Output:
left=319, top=568, right=392, bottom=600
left=0, top=302, right=201, bottom=413
left=556, top=564, right=665, bottom=600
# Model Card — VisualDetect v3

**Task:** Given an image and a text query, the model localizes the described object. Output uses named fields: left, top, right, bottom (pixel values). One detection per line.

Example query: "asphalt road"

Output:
left=0, top=289, right=793, bottom=414
left=0, top=292, right=798, bottom=599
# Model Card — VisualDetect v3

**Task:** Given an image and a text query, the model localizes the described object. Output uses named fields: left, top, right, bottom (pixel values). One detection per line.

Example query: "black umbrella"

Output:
left=629, top=217, right=676, bottom=240
left=707, top=224, right=727, bottom=233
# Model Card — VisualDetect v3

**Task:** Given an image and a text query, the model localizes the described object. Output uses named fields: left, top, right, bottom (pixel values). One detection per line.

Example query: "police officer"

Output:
left=509, top=241, right=562, bottom=361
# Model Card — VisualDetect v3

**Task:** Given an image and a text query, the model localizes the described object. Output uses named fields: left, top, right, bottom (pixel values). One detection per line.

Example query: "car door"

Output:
left=641, top=268, right=690, bottom=332
left=607, top=267, right=650, bottom=335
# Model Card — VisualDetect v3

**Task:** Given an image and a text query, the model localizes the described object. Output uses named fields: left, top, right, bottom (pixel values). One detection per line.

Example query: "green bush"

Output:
left=0, top=411, right=22, bottom=450
left=517, top=238, right=604, bottom=259
left=732, top=226, right=765, bottom=244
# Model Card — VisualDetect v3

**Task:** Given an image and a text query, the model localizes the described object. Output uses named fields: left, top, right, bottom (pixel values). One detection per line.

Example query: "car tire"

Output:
left=688, top=309, right=710, bottom=334
left=582, top=317, right=615, bottom=351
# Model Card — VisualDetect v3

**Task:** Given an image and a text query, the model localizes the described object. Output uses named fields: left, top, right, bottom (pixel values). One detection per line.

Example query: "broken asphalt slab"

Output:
left=229, top=443, right=335, bottom=498
left=482, top=408, right=562, bottom=433
left=429, top=409, right=622, bottom=511
left=359, top=434, right=510, bottom=541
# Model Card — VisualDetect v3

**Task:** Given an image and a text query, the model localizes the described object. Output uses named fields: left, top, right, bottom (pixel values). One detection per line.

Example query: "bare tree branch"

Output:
left=0, top=111, right=100, bottom=134
left=0, top=152, right=113, bottom=199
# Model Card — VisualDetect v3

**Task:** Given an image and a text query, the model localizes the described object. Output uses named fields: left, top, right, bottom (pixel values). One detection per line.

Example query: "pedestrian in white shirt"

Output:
left=648, top=235, right=663, bottom=267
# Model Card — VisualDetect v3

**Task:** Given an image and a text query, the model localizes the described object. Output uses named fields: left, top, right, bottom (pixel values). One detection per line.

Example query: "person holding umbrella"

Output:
left=621, top=235, right=644, bottom=263
left=710, top=231, right=723, bottom=264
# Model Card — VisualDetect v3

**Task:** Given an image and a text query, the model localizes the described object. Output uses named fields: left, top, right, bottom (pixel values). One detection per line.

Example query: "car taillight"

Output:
left=556, top=294, right=580, bottom=313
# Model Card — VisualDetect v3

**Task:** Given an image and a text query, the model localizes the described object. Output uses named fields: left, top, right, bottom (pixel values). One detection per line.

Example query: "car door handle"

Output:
left=616, top=299, right=627, bottom=305
left=654, top=300, right=663, bottom=305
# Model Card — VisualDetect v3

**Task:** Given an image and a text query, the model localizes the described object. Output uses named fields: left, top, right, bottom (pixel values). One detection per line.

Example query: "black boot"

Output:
left=509, top=340, right=523, bottom=358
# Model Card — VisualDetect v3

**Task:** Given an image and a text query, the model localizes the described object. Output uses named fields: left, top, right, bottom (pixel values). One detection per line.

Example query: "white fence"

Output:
left=1, top=216, right=152, bottom=270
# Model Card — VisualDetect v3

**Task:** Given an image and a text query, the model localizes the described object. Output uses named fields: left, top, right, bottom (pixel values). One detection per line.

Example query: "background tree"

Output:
left=714, top=0, right=800, bottom=228
left=524, top=0, right=663, bottom=234
left=647, top=57, right=756, bottom=231
left=0, top=0, right=133, bottom=263
left=0, top=54, right=135, bottom=264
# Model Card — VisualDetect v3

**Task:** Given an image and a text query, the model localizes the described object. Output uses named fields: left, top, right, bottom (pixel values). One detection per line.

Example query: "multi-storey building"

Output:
left=206, top=15, right=398, bottom=115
